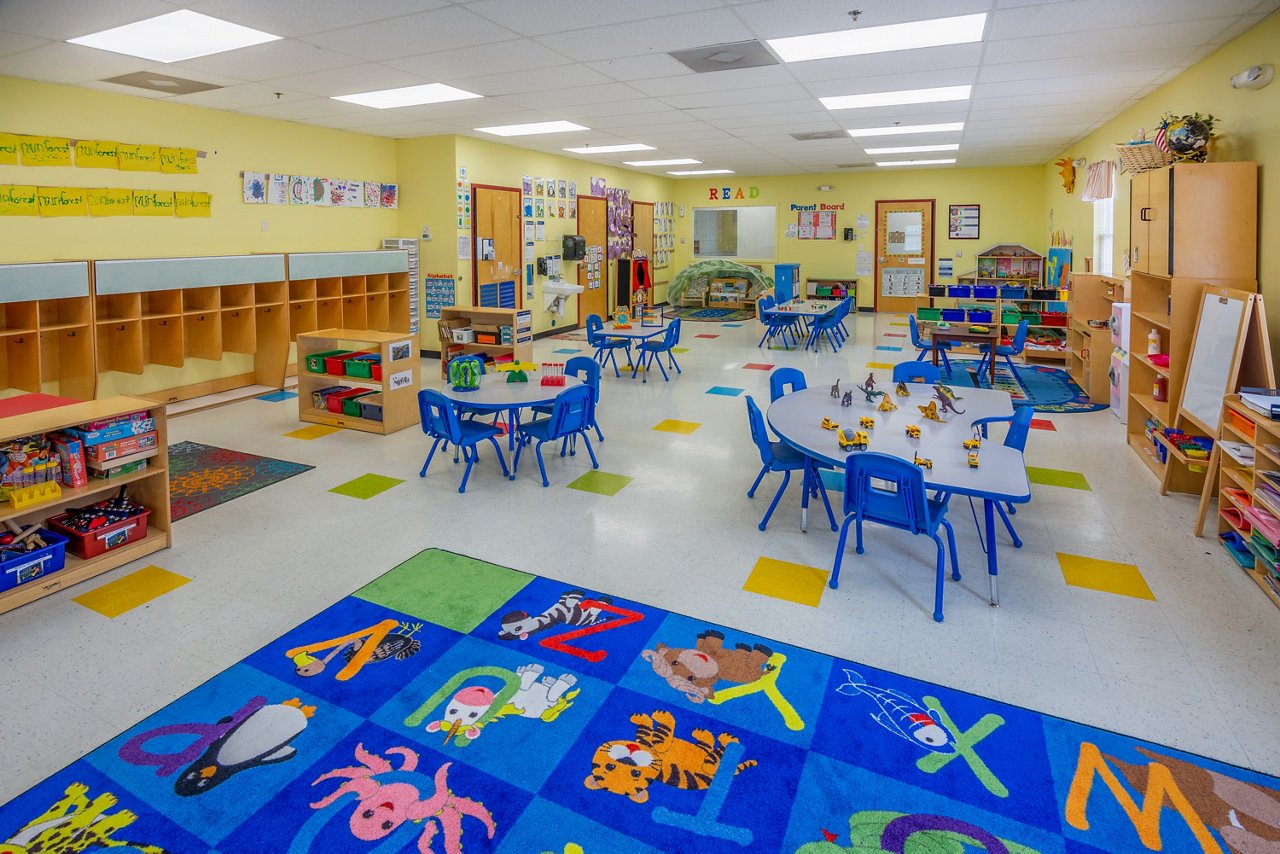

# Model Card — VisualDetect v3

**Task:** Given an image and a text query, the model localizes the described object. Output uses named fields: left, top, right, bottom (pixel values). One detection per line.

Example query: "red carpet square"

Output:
left=1030, top=418, right=1057, bottom=431
left=696, top=333, right=720, bottom=339
left=742, top=363, right=775, bottom=371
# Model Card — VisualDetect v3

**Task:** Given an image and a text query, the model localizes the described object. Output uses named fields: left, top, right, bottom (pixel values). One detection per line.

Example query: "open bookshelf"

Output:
left=1212, top=395, right=1280, bottom=611
left=1066, top=273, right=1121, bottom=405
left=296, top=329, right=420, bottom=434
left=0, top=262, right=95, bottom=401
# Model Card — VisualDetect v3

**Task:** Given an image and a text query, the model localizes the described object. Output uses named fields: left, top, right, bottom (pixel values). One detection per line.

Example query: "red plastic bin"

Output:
left=325, top=351, right=372, bottom=375
left=48, top=508, right=151, bottom=559
left=326, top=388, right=369, bottom=413
left=1040, top=312, right=1068, bottom=327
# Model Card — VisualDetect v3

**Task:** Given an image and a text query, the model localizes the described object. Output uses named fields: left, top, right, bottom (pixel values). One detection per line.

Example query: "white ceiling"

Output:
left=1, top=0, right=1276, bottom=175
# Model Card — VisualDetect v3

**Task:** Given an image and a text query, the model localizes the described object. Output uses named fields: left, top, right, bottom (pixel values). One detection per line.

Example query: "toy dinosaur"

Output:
left=895, top=381, right=910, bottom=397
left=933, top=384, right=963, bottom=401
left=854, top=381, right=886, bottom=403
left=841, top=391, right=853, bottom=407
left=864, top=372, right=876, bottom=392
left=932, top=389, right=965, bottom=415
left=877, top=396, right=897, bottom=412
left=918, top=401, right=943, bottom=422
left=830, top=379, right=841, bottom=399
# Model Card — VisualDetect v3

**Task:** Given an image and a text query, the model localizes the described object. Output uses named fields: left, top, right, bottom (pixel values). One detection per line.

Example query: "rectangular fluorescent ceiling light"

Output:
left=669, top=169, right=734, bottom=175
left=563, top=143, right=655, bottom=154
left=68, top=10, right=280, bottom=62
left=876, top=159, right=956, bottom=167
left=847, top=122, right=964, bottom=137
left=623, top=158, right=701, bottom=166
left=864, top=143, right=959, bottom=154
left=334, top=83, right=481, bottom=108
left=768, top=13, right=987, bottom=63
left=475, top=120, right=588, bottom=136
left=821, top=86, right=971, bottom=111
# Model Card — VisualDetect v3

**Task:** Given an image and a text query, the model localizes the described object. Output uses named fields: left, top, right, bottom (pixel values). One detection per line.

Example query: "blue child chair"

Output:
left=968, top=404, right=1035, bottom=546
left=829, top=452, right=959, bottom=622
left=769, top=367, right=807, bottom=402
left=891, top=361, right=942, bottom=384
left=758, top=295, right=801, bottom=349
left=586, top=313, right=631, bottom=378
left=531, top=356, right=604, bottom=455
left=976, top=320, right=1029, bottom=387
left=634, top=318, right=682, bottom=383
left=744, top=395, right=836, bottom=533
left=514, top=384, right=599, bottom=487
left=909, top=315, right=951, bottom=375
left=417, top=389, right=509, bottom=493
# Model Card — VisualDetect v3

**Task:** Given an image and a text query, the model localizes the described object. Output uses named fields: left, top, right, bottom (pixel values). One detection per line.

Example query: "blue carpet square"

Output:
left=257, top=389, right=298, bottom=402
left=875, top=345, right=903, bottom=352
left=554, top=348, right=582, bottom=354
left=721, top=323, right=743, bottom=328
left=707, top=386, right=744, bottom=396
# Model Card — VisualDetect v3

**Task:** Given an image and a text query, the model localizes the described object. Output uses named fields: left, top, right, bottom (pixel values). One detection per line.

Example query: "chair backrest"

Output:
left=843, top=452, right=930, bottom=535
left=418, top=389, right=462, bottom=443
left=892, top=361, right=941, bottom=384
left=564, top=355, right=601, bottom=420
left=1009, top=319, right=1030, bottom=353
left=1004, top=404, right=1034, bottom=451
left=548, top=384, right=593, bottom=437
left=744, top=395, right=775, bottom=467
left=769, top=367, right=807, bottom=402
left=585, top=313, right=605, bottom=346
left=758, top=294, right=775, bottom=312
left=665, top=317, right=682, bottom=346
left=909, top=314, right=927, bottom=348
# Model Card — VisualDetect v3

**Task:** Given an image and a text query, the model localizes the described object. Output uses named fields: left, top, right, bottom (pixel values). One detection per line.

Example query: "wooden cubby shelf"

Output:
left=0, top=262, right=96, bottom=400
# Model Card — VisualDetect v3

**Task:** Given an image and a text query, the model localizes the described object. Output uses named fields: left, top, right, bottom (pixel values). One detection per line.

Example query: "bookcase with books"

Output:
left=1212, top=394, right=1280, bottom=610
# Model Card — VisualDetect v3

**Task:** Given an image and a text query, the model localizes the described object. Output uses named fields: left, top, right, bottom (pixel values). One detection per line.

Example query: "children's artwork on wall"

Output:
left=547, top=200, right=556, bottom=219
left=534, top=198, right=545, bottom=218
left=534, top=177, right=545, bottom=196
left=557, top=180, right=567, bottom=199
left=557, top=201, right=566, bottom=218
left=590, top=176, right=605, bottom=197
left=606, top=186, right=633, bottom=259
left=242, top=172, right=266, bottom=204
left=1047, top=247, right=1072, bottom=288
left=267, top=174, right=289, bottom=205
left=288, top=176, right=313, bottom=205
left=522, top=175, right=532, bottom=195
left=523, top=196, right=533, bottom=217
left=380, top=183, right=398, bottom=208
left=363, top=181, right=381, bottom=208
left=568, top=199, right=576, bottom=218
left=568, top=180, right=576, bottom=199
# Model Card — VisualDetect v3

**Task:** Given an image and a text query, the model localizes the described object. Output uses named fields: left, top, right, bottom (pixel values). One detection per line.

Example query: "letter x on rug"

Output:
left=3, top=548, right=1275, bottom=852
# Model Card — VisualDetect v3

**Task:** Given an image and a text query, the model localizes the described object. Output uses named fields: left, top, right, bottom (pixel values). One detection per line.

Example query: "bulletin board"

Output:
left=797, top=210, right=837, bottom=240
left=421, top=273, right=455, bottom=319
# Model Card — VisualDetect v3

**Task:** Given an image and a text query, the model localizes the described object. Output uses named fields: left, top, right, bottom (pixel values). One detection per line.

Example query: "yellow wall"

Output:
left=671, top=167, right=1046, bottom=308
left=1044, top=12, right=1280, bottom=310
left=0, top=75, right=400, bottom=262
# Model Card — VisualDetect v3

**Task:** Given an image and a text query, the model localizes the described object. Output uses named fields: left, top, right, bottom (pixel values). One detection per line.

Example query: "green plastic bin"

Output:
left=341, top=391, right=377, bottom=417
left=918, top=308, right=942, bottom=322
left=306, top=349, right=350, bottom=373
left=1020, top=311, right=1041, bottom=325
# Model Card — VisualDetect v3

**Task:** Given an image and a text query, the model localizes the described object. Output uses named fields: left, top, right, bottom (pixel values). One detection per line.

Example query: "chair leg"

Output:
left=916, top=348, right=928, bottom=362
left=654, top=350, right=670, bottom=381
left=604, top=348, right=621, bottom=379
left=487, top=435, right=510, bottom=479
left=940, top=348, right=952, bottom=376
left=668, top=351, right=681, bottom=374
left=995, top=502, right=1022, bottom=547
left=580, top=432, right=599, bottom=469
left=534, top=440, right=549, bottom=487
left=458, top=445, right=476, bottom=493
left=813, top=467, right=838, bottom=532
left=855, top=514, right=865, bottom=554
left=931, top=535, right=947, bottom=622
left=593, top=419, right=605, bottom=442
left=512, top=435, right=527, bottom=477
left=748, top=463, right=769, bottom=498
left=420, top=437, right=443, bottom=477
left=829, top=515, right=855, bottom=589
left=759, top=470, right=790, bottom=531
left=1004, top=354, right=1023, bottom=387
left=941, top=517, right=960, bottom=580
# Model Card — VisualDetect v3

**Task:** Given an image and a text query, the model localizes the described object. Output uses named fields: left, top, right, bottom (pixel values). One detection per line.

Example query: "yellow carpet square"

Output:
left=866, top=362, right=896, bottom=370
left=284, top=424, right=340, bottom=440
left=743, top=556, right=829, bottom=607
left=1058, top=553, right=1155, bottom=601
left=73, top=565, right=190, bottom=618
left=653, top=419, right=701, bottom=435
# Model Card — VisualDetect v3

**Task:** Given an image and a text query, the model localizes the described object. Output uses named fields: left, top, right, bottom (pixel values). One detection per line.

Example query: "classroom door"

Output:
left=472, top=184, right=522, bottom=306
left=577, top=196, right=607, bottom=324
left=874, top=199, right=935, bottom=314
left=630, top=201, right=655, bottom=306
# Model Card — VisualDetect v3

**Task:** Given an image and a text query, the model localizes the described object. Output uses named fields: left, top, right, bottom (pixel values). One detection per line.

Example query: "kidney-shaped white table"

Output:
left=767, top=382, right=1031, bottom=606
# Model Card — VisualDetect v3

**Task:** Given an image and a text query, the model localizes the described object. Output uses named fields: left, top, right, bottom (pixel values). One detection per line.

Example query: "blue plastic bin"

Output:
left=941, top=308, right=966, bottom=322
left=0, top=528, right=68, bottom=592
left=968, top=309, right=993, bottom=323
left=1000, top=286, right=1027, bottom=299
left=947, top=285, right=971, bottom=298
left=973, top=285, right=998, bottom=299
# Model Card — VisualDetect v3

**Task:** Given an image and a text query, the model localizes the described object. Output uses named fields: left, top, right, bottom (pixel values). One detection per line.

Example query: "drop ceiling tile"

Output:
left=559, top=98, right=674, bottom=120
left=534, top=9, right=755, bottom=64
left=465, top=0, right=725, bottom=36
left=186, top=0, right=450, bottom=38
left=804, top=68, right=980, bottom=99
left=659, top=83, right=812, bottom=110
left=303, top=6, right=520, bottom=61
left=445, top=64, right=613, bottom=97
left=785, top=44, right=984, bottom=84
left=0, top=29, right=48, bottom=58
left=987, top=0, right=1262, bottom=40
left=262, top=63, right=432, bottom=98
left=390, top=96, right=527, bottom=120
left=384, top=39, right=574, bottom=79
left=978, top=51, right=1189, bottom=84
left=351, top=120, right=458, bottom=138
left=729, top=0, right=994, bottom=40
left=983, top=20, right=1229, bottom=63
left=77, top=79, right=177, bottom=100
left=174, top=39, right=364, bottom=79
left=0, top=42, right=154, bottom=85
left=975, top=70, right=1158, bottom=99
left=240, top=96, right=371, bottom=121
left=630, top=64, right=796, bottom=97
left=6, top=0, right=176, bottom=40
left=168, top=83, right=312, bottom=110
left=584, top=53, right=695, bottom=82
left=513, top=83, right=653, bottom=111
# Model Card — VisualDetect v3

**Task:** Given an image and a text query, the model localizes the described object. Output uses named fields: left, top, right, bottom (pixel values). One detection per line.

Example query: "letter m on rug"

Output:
left=1065, top=742, right=1222, bottom=853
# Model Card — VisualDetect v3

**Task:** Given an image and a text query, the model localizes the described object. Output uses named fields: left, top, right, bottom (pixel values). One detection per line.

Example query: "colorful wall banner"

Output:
left=160, top=147, right=198, bottom=174
left=174, top=191, right=212, bottom=218
left=0, top=133, right=17, bottom=165
left=132, top=189, right=175, bottom=215
left=0, top=185, right=37, bottom=216
left=118, top=143, right=161, bottom=172
left=19, top=135, right=72, bottom=166
left=37, top=186, right=87, bottom=217
left=75, top=139, right=120, bottom=169
left=87, top=187, right=134, bottom=217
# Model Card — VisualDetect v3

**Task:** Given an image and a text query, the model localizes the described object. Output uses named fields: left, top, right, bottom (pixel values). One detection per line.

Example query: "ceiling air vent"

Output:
left=100, top=72, right=222, bottom=96
left=790, top=130, right=848, bottom=141
left=669, top=40, right=779, bottom=73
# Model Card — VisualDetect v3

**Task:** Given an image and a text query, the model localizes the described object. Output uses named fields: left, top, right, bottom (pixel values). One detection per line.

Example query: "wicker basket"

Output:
left=1114, top=142, right=1175, bottom=174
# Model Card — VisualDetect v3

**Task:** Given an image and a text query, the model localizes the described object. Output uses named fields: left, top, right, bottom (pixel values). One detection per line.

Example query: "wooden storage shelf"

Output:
left=316, top=278, right=342, bottom=300
left=141, top=290, right=182, bottom=318
left=221, top=308, right=257, bottom=354
left=1132, top=310, right=1171, bottom=330
left=0, top=395, right=171, bottom=616
left=296, top=328, right=420, bottom=434
left=142, top=318, right=183, bottom=368
left=1130, top=391, right=1170, bottom=422
left=1066, top=276, right=1118, bottom=405
left=438, top=306, right=533, bottom=379
left=1133, top=353, right=1170, bottom=377
left=183, top=312, right=222, bottom=361
left=97, top=321, right=144, bottom=375
left=290, top=279, right=317, bottom=301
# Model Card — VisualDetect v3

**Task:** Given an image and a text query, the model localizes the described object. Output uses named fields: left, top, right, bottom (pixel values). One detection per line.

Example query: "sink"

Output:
left=543, top=280, right=584, bottom=316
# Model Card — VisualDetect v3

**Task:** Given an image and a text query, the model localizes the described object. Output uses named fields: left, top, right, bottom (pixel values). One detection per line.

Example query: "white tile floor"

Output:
left=2, top=311, right=1278, bottom=805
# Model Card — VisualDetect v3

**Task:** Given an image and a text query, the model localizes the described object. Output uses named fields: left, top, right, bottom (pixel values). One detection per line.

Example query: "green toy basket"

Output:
left=918, top=308, right=942, bottom=322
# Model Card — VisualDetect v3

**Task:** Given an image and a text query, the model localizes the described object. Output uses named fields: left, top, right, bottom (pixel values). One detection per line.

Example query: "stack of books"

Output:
left=1241, top=388, right=1280, bottom=419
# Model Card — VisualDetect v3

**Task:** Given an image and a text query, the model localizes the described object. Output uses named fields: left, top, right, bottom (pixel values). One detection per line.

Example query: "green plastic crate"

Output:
left=342, top=391, right=377, bottom=417
left=306, top=349, right=350, bottom=373
left=345, top=355, right=381, bottom=379
left=1001, top=310, right=1022, bottom=324
left=1020, top=311, right=1041, bottom=325
left=815, top=286, right=832, bottom=297
left=918, top=308, right=942, bottom=322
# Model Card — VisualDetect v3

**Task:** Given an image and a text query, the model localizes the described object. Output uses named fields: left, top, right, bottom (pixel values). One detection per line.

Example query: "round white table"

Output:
left=439, top=372, right=583, bottom=452
left=767, top=382, right=1031, bottom=605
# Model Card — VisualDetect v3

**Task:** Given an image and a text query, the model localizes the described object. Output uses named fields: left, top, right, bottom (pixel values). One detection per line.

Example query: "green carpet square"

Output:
left=329, top=473, right=404, bottom=499
left=567, top=470, right=633, bottom=496
left=1027, top=467, right=1091, bottom=491
left=355, top=549, right=531, bottom=633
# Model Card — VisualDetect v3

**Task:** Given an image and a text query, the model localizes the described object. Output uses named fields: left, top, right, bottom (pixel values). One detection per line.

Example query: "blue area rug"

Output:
left=664, top=306, right=756, bottom=322
left=3, top=548, right=1274, bottom=852
left=942, top=358, right=1107, bottom=414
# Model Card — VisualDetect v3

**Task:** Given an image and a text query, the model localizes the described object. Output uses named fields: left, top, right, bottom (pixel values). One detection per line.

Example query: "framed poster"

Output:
left=948, top=203, right=980, bottom=239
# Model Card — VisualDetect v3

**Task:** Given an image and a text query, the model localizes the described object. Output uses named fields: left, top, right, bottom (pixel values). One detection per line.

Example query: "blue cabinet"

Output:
left=774, top=263, right=800, bottom=302
left=478, top=280, right=516, bottom=308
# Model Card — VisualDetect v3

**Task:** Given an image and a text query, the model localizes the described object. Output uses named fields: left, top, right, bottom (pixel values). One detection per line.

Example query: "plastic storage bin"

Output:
left=1000, top=286, right=1027, bottom=299
left=49, top=508, right=150, bottom=560
left=928, top=286, right=947, bottom=297
left=1001, top=309, right=1022, bottom=325
left=1041, top=312, right=1068, bottom=327
left=311, top=385, right=348, bottom=409
left=326, top=388, right=369, bottom=413
left=1020, top=311, right=1042, bottom=325
left=359, top=393, right=385, bottom=422
left=1031, top=288, right=1058, bottom=300
left=973, top=285, right=998, bottom=299
left=918, top=308, right=942, bottom=322
left=0, top=528, right=68, bottom=592
left=941, top=308, right=966, bottom=322
left=968, top=309, right=993, bottom=323
left=345, top=354, right=382, bottom=379
left=342, top=391, right=377, bottom=417
left=947, top=285, right=971, bottom=298
left=325, top=351, right=369, bottom=375
left=305, top=350, right=349, bottom=373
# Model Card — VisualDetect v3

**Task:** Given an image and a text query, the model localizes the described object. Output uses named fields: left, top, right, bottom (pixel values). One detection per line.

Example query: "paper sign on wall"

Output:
left=74, top=140, right=119, bottom=169
left=37, top=186, right=86, bottom=217
left=0, top=133, right=16, bottom=165
left=87, top=188, right=133, bottom=217
left=159, top=147, right=198, bottom=174
left=174, top=191, right=212, bottom=218
left=0, top=185, right=37, bottom=216
left=388, top=369, right=414, bottom=390
left=389, top=340, right=412, bottom=361
left=19, top=136, right=71, bottom=166
left=132, top=189, right=174, bottom=215
left=117, top=143, right=161, bottom=171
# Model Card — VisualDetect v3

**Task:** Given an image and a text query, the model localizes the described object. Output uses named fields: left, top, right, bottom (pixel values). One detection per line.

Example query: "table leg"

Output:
left=984, top=498, right=999, bottom=606
left=800, top=466, right=811, bottom=533
left=932, top=345, right=939, bottom=369
left=989, top=347, right=996, bottom=385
